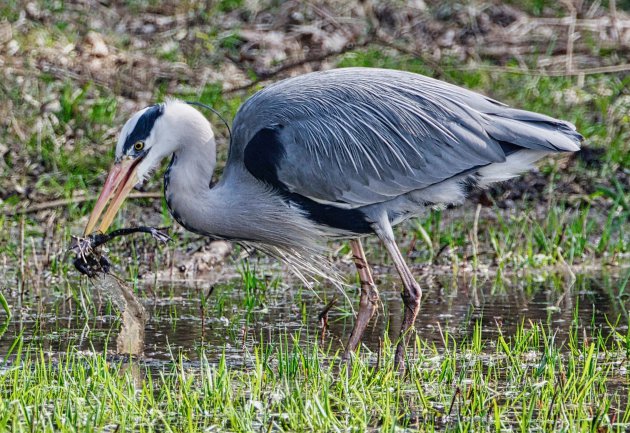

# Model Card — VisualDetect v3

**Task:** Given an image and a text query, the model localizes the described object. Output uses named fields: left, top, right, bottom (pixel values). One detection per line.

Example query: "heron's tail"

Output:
left=484, top=108, right=583, bottom=154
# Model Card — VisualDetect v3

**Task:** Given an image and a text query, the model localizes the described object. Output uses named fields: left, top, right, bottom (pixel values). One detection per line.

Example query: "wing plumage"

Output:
left=233, top=68, right=581, bottom=209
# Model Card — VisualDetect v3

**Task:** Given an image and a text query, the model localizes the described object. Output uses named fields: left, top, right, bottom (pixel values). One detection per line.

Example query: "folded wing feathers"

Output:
left=236, top=68, right=582, bottom=208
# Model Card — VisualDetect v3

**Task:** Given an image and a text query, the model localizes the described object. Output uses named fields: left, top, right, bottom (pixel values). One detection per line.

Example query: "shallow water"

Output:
left=0, top=268, right=628, bottom=369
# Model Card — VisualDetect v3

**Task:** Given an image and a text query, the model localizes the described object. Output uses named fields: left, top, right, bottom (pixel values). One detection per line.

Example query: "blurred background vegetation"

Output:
left=0, top=0, right=628, bottom=281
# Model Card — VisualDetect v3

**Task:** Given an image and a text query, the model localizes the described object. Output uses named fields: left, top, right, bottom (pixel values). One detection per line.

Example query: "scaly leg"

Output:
left=342, top=239, right=380, bottom=360
left=376, top=222, right=422, bottom=370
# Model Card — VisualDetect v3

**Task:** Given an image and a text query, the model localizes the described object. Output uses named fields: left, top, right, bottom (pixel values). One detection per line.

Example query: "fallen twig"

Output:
left=223, top=38, right=373, bottom=95
left=2, top=191, right=163, bottom=216
left=452, top=63, right=630, bottom=76
left=318, top=296, right=338, bottom=343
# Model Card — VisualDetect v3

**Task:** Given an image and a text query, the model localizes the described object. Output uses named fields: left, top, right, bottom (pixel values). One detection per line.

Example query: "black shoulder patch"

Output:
left=289, top=194, right=373, bottom=234
left=122, top=104, right=165, bottom=154
left=243, top=126, right=373, bottom=235
left=243, top=127, right=287, bottom=188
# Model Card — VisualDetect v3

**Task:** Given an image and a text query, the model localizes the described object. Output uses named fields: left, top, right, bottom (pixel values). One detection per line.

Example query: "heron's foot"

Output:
left=343, top=238, right=380, bottom=362
left=343, top=282, right=380, bottom=361
left=394, top=283, right=422, bottom=371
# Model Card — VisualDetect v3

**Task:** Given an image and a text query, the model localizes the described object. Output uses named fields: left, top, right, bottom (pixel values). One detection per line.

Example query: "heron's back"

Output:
left=227, top=67, right=581, bottom=236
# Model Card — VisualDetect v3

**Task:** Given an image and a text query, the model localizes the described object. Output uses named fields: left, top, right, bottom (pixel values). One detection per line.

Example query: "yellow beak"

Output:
left=84, top=157, right=142, bottom=235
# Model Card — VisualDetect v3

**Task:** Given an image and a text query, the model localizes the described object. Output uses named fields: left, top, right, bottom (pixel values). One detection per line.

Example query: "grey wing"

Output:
left=236, top=68, right=581, bottom=209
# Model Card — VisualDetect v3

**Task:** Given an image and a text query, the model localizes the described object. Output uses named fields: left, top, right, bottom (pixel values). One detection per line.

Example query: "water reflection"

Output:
left=0, top=270, right=628, bottom=367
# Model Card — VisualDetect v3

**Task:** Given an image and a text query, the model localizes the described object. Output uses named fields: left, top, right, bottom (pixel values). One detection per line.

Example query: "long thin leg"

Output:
left=376, top=221, right=422, bottom=370
left=342, top=238, right=380, bottom=360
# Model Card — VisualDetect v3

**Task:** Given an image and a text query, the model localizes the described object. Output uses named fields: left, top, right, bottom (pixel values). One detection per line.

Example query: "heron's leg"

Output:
left=377, top=226, right=422, bottom=370
left=342, top=239, right=380, bottom=360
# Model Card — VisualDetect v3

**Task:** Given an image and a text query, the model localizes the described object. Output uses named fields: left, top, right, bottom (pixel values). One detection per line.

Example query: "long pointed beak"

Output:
left=84, top=157, right=142, bottom=235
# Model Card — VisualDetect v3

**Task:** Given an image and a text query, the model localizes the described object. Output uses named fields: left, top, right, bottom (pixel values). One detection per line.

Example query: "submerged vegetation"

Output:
left=1, top=316, right=629, bottom=432
left=0, top=0, right=629, bottom=431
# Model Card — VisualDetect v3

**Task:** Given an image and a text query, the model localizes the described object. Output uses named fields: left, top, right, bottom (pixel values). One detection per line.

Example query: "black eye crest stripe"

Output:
left=122, top=104, right=165, bottom=154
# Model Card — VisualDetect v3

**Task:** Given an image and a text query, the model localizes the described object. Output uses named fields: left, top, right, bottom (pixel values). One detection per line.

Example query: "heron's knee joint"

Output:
left=401, top=288, right=421, bottom=307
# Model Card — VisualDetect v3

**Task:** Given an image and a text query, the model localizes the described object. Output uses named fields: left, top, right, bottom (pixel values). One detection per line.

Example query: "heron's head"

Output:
left=84, top=100, right=215, bottom=235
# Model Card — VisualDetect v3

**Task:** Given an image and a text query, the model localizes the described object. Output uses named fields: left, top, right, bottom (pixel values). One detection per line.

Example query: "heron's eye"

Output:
left=134, top=141, right=144, bottom=151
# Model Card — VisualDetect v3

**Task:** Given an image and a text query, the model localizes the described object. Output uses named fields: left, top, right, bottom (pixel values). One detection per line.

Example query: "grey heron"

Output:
left=84, top=67, right=582, bottom=368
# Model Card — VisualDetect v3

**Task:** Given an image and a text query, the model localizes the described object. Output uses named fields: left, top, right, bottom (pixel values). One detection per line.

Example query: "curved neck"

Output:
left=163, top=133, right=216, bottom=232
left=165, top=161, right=324, bottom=251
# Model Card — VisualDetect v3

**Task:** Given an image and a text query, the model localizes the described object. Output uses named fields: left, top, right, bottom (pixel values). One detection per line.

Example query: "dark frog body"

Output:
left=72, top=227, right=171, bottom=277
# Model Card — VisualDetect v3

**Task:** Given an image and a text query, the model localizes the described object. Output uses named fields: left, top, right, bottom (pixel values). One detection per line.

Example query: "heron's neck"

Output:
left=166, top=161, right=324, bottom=250
left=159, top=119, right=323, bottom=247
left=163, top=133, right=216, bottom=232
